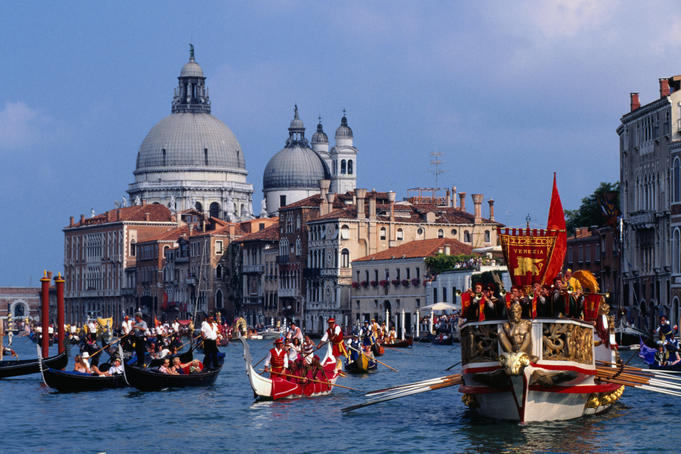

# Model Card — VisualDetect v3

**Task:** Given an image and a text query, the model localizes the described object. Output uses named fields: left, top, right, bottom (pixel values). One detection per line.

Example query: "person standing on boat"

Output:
left=201, top=314, right=220, bottom=369
left=317, top=317, right=347, bottom=360
left=288, top=321, right=303, bottom=344
left=264, top=338, right=288, bottom=378
left=121, top=316, right=132, bottom=336
left=132, top=312, right=148, bottom=367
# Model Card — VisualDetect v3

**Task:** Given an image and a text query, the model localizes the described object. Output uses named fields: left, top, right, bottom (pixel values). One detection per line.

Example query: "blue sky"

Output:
left=0, top=1, right=678, bottom=285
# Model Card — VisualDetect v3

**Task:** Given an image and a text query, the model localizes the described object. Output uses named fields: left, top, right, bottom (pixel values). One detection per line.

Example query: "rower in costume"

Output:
left=317, top=317, right=347, bottom=360
left=264, top=338, right=288, bottom=378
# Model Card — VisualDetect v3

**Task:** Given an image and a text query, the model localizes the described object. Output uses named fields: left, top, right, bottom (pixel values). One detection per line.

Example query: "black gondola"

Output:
left=42, top=368, right=127, bottom=392
left=123, top=353, right=223, bottom=391
left=0, top=351, right=68, bottom=379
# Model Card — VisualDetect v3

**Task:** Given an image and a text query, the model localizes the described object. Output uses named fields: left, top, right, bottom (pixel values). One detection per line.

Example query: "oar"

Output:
left=89, top=333, right=130, bottom=358
left=253, top=354, right=268, bottom=368
left=382, top=345, right=413, bottom=354
left=445, top=361, right=461, bottom=371
left=365, top=374, right=461, bottom=397
left=342, top=377, right=462, bottom=413
left=258, top=369, right=361, bottom=392
left=596, top=360, right=681, bottom=381
left=347, top=345, right=398, bottom=372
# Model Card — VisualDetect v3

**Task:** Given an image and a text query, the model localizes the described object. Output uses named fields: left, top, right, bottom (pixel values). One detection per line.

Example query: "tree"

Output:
left=565, top=182, right=620, bottom=234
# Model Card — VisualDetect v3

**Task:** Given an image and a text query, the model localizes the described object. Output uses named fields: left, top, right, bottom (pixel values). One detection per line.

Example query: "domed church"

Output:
left=127, top=46, right=254, bottom=221
left=262, top=106, right=358, bottom=216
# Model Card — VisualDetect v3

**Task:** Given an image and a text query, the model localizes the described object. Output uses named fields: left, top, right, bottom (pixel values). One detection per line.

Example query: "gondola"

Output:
left=42, top=368, right=127, bottom=392
left=123, top=352, right=223, bottom=391
left=372, top=343, right=385, bottom=357
left=432, top=334, right=453, bottom=345
left=382, top=337, right=413, bottom=348
left=0, top=351, right=68, bottom=379
left=345, top=351, right=377, bottom=374
left=650, top=362, right=681, bottom=373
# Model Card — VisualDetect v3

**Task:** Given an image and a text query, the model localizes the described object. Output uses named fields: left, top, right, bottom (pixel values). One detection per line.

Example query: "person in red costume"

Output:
left=317, top=317, right=347, bottom=359
left=264, top=338, right=288, bottom=378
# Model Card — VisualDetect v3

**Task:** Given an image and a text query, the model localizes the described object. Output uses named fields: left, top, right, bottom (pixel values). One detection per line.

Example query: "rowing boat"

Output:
left=345, top=351, right=377, bottom=374
left=238, top=335, right=342, bottom=400
left=42, top=368, right=127, bottom=392
left=382, top=338, right=413, bottom=348
left=0, top=351, right=68, bottom=379
left=123, top=352, right=223, bottom=391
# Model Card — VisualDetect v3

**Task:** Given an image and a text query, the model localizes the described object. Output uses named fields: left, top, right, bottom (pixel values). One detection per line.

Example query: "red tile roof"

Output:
left=69, top=204, right=174, bottom=228
left=354, top=238, right=473, bottom=262
left=236, top=223, right=280, bottom=243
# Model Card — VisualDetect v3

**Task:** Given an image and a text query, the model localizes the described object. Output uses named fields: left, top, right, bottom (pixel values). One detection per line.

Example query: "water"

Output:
left=0, top=336, right=676, bottom=453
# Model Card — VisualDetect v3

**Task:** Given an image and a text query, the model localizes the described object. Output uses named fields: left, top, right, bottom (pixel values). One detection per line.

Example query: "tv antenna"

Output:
left=430, top=152, right=445, bottom=188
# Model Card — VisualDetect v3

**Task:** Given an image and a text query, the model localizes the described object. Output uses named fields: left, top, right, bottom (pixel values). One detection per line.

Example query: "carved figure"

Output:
left=499, top=302, right=532, bottom=355
left=260, top=198, right=267, bottom=217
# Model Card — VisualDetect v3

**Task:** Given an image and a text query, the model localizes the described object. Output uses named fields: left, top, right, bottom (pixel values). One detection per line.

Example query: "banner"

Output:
left=544, top=173, right=567, bottom=284
left=583, top=294, right=602, bottom=322
left=498, top=228, right=559, bottom=288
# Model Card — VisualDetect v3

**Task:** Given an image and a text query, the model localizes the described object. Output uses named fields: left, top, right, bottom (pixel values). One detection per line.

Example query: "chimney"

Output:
left=141, top=199, right=146, bottom=206
left=144, top=213, right=150, bottom=221
left=116, top=209, right=121, bottom=221
left=452, top=187, right=457, bottom=208
left=106, top=211, right=111, bottom=222
left=69, top=216, right=74, bottom=227
left=368, top=193, right=377, bottom=220
left=388, top=191, right=396, bottom=221
left=356, top=188, right=367, bottom=219
left=630, top=92, right=640, bottom=112
left=80, top=214, right=85, bottom=224
left=319, top=179, right=331, bottom=216
left=660, top=78, right=671, bottom=98
left=445, top=188, right=451, bottom=207
left=472, top=194, right=483, bottom=224
left=487, top=199, right=495, bottom=221
left=458, top=192, right=466, bottom=212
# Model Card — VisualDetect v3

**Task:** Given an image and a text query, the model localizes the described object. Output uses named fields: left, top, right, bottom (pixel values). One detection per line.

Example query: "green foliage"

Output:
left=565, top=181, right=620, bottom=234
left=472, top=270, right=504, bottom=290
left=425, top=254, right=476, bottom=274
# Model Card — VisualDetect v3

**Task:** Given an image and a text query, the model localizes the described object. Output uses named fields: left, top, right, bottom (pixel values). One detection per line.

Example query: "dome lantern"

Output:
left=172, top=43, right=211, bottom=114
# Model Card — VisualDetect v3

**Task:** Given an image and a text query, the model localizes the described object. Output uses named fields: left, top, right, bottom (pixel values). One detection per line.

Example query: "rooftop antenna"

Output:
left=430, top=151, right=445, bottom=189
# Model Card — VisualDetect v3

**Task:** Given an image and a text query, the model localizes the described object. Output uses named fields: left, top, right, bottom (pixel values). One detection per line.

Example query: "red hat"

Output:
left=274, top=338, right=284, bottom=345
left=327, top=317, right=335, bottom=324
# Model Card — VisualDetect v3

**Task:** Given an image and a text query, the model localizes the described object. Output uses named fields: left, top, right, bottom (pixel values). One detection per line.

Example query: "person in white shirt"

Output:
left=121, top=316, right=132, bottom=335
left=201, top=314, right=220, bottom=369
left=288, top=321, right=304, bottom=344
left=172, top=318, right=180, bottom=334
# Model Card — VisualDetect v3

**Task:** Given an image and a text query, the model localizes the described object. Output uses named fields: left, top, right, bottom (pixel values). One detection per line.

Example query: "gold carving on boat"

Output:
left=462, top=393, right=478, bottom=408
left=585, top=386, right=624, bottom=408
left=461, top=324, right=499, bottom=364
left=542, top=323, right=593, bottom=364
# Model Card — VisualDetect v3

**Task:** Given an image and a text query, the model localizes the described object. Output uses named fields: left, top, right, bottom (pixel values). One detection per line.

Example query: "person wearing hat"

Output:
left=264, top=338, right=288, bottom=378
left=201, top=314, right=220, bottom=369
left=317, top=317, right=347, bottom=359
left=132, top=312, right=149, bottom=367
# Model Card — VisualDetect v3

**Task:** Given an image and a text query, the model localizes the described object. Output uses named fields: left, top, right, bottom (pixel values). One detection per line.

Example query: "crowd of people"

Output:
left=654, top=316, right=681, bottom=367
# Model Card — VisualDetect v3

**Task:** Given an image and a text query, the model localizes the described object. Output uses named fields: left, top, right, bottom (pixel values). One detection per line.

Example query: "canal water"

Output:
left=0, top=336, right=676, bottom=453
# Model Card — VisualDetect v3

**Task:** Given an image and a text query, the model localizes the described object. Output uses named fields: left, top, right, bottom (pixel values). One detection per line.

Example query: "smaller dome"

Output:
left=335, top=114, right=353, bottom=138
left=263, top=145, right=330, bottom=190
left=311, top=121, right=328, bottom=144
left=181, top=61, right=204, bottom=78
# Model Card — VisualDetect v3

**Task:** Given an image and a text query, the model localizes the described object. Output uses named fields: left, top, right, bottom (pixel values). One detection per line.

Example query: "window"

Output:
left=215, top=240, right=223, bottom=254
left=341, top=159, right=347, bottom=174
left=674, top=229, right=680, bottom=274
left=437, top=229, right=444, bottom=238
left=380, top=227, right=387, bottom=240
left=333, top=161, right=337, bottom=175
left=204, top=148, right=208, bottom=165
left=341, top=225, right=350, bottom=240
left=433, top=287, right=438, bottom=302
left=396, top=228, right=403, bottom=241
left=417, top=227, right=424, bottom=237
left=210, top=202, right=220, bottom=219
left=416, top=267, right=420, bottom=279
left=451, top=229, right=457, bottom=235
left=674, top=158, right=681, bottom=202
left=406, top=268, right=410, bottom=279
left=463, top=230, right=471, bottom=242
left=341, top=249, right=350, bottom=268
left=485, top=230, right=491, bottom=243
left=442, top=288, right=447, bottom=302
left=162, top=148, right=166, bottom=166
left=280, top=195, right=287, bottom=208
left=130, top=241, right=136, bottom=257
left=216, top=265, right=223, bottom=279
left=348, top=160, right=353, bottom=175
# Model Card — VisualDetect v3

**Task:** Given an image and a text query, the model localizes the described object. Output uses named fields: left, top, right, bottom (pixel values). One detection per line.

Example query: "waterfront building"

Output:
left=63, top=204, right=176, bottom=324
left=128, top=47, right=255, bottom=221
left=262, top=108, right=357, bottom=216
left=0, top=287, right=41, bottom=324
left=350, top=238, right=472, bottom=335
left=618, top=76, right=681, bottom=330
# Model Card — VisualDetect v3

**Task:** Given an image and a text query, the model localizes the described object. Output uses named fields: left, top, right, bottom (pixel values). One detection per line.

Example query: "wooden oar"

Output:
left=343, top=377, right=462, bottom=413
left=253, top=354, right=268, bottom=368
left=347, top=345, right=398, bottom=372
left=596, top=367, right=681, bottom=392
left=596, top=360, right=681, bottom=381
left=445, top=361, right=461, bottom=371
left=89, top=333, right=130, bottom=358
left=365, top=374, right=461, bottom=397
left=258, top=369, right=360, bottom=392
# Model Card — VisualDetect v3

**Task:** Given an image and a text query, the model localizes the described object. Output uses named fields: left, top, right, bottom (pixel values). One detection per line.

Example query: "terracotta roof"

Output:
left=68, top=204, right=174, bottom=228
left=141, top=226, right=190, bottom=243
left=354, top=238, right=473, bottom=262
left=236, top=223, right=280, bottom=243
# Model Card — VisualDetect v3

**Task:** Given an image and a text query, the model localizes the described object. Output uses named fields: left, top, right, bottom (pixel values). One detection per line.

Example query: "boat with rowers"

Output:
left=381, top=337, right=413, bottom=348
left=239, top=335, right=342, bottom=400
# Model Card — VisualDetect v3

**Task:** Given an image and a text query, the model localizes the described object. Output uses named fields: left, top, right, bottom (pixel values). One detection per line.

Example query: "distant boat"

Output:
left=614, top=318, right=649, bottom=346
left=0, top=351, right=68, bottom=379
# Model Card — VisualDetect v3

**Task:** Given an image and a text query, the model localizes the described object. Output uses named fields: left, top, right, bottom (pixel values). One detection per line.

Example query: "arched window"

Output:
left=396, top=228, right=403, bottom=241
left=674, top=228, right=681, bottom=274
left=204, top=148, right=209, bottom=165
left=348, top=160, right=353, bottom=175
left=341, top=159, right=347, bottom=174
left=195, top=202, right=203, bottom=212
left=215, top=289, right=223, bottom=309
left=674, top=158, right=681, bottom=202
left=162, top=148, right=166, bottom=166
left=485, top=230, right=491, bottom=243
left=341, top=249, right=350, bottom=268
left=209, top=202, right=220, bottom=219
left=333, top=161, right=337, bottom=175
left=341, top=225, right=350, bottom=240
left=437, top=229, right=444, bottom=238
left=380, top=227, right=387, bottom=240
left=463, top=230, right=471, bottom=243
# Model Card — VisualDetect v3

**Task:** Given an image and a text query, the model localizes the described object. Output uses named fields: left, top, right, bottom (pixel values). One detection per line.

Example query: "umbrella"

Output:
left=421, top=302, right=459, bottom=312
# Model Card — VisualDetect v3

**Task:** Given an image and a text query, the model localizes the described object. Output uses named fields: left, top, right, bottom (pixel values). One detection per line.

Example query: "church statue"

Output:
left=134, top=195, right=141, bottom=206
left=169, top=194, right=176, bottom=212
left=121, top=195, right=128, bottom=207
left=260, top=198, right=267, bottom=217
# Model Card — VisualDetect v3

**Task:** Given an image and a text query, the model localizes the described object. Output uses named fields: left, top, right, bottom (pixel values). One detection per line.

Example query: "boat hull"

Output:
left=382, top=338, right=413, bottom=348
left=0, top=351, right=68, bottom=379
left=43, top=368, right=127, bottom=392
left=345, top=353, right=377, bottom=374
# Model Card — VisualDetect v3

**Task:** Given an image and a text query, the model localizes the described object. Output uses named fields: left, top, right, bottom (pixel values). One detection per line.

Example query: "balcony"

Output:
left=628, top=211, right=655, bottom=229
left=276, top=255, right=290, bottom=264
left=278, top=288, right=298, bottom=298
left=244, top=296, right=262, bottom=306
left=243, top=264, right=264, bottom=274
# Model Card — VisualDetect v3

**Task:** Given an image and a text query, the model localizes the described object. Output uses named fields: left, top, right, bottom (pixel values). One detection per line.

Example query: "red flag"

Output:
left=461, top=292, right=471, bottom=316
left=543, top=173, right=567, bottom=285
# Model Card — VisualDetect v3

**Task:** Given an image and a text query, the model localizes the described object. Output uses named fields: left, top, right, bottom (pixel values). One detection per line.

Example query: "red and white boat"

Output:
left=238, top=336, right=342, bottom=400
